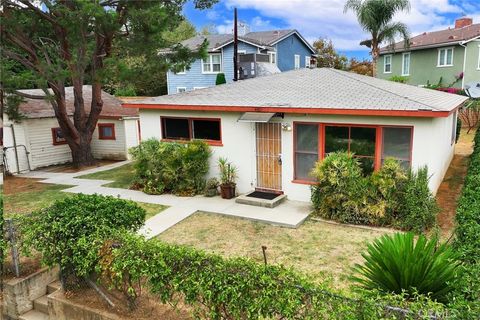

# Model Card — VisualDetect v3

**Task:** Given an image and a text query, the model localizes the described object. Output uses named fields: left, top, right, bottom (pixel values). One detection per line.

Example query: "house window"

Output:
left=381, top=127, right=412, bottom=169
left=325, top=125, right=376, bottom=175
left=451, top=111, right=457, bottom=145
left=294, top=124, right=319, bottom=181
left=202, top=53, right=222, bottom=73
left=384, top=55, right=392, bottom=73
left=268, top=51, right=276, bottom=64
left=176, top=87, right=187, bottom=93
left=294, top=54, right=300, bottom=69
left=438, top=47, right=454, bottom=67
left=51, top=127, right=67, bottom=145
left=305, top=56, right=311, bottom=68
left=477, top=45, right=480, bottom=69
left=161, top=117, right=222, bottom=144
left=402, top=52, right=410, bottom=76
left=98, top=123, right=116, bottom=140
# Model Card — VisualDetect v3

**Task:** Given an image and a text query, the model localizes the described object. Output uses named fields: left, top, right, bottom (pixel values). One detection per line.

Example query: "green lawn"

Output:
left=77, top=163, right=135, bottom=189
left=3, top=176, right=166, bottom=218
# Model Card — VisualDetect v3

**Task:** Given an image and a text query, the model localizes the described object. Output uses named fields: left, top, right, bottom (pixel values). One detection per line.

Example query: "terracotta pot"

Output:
left=220, top=184, right=236, bottom=199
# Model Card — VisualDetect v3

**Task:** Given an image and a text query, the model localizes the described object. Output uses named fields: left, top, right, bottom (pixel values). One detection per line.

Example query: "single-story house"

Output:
left=123, top=68, right=468, bottom=202
left=3, top=85, right=140, bottom=173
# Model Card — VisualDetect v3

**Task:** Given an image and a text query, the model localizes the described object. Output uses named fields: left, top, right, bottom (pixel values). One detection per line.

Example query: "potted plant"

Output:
left=204, top=177, right=219, bottom=197
left=218, top=157, right=237, bottom=199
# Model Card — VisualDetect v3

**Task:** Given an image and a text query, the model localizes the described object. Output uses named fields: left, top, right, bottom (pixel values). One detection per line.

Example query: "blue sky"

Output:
left=183, top=0, right=480, bottom=60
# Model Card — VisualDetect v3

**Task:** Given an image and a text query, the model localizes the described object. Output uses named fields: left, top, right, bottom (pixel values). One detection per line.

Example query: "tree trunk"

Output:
left=371, top=45, right=379, bottom=78
left=70, top=136, right=96, bottom=168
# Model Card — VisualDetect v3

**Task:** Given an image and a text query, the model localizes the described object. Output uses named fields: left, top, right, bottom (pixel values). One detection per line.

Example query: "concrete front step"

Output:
left=235, top=192, right=287, bottom=208
left=47, top=280, right=61, bottom=294
left=19, top=310, right=49, bottom=320
left=33, top=296, right=48, bottom=314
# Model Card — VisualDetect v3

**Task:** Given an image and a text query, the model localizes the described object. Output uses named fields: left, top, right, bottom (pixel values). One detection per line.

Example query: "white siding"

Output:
left=3, top=118, right=32, bottom=173
left=140, top=110, right=455, bottom=202
left=123, top=119, right=140, bottom=158
left=91, top=119, right=128, bottom=160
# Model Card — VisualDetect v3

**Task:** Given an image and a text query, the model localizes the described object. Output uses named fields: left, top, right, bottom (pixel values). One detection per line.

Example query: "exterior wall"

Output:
left=378, top=45, right=465, bottom=88
left=124, top=119, right=141, bottom=158
left=140, top=110, right=456, bottom=202
left=167, top=42, right=259, bottom=94
left=275, top=34, right=313, bottom=71
left=2, top=116, right=134, bottom=172
left=464, top=40, right=480, bottom=86
left=3, top=118, right=32, bottom=174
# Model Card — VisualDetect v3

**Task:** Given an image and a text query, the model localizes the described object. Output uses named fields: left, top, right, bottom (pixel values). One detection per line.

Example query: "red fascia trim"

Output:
left=122, top=103, right=454, bottom=118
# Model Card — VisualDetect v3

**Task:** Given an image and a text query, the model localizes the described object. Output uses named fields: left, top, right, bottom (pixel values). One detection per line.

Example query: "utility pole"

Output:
left=233, top=7, right=238, bottom=81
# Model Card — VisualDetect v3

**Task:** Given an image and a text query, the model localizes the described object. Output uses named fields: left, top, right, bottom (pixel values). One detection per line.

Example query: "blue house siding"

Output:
left=167, top=42, right=258, bottom=94
left=275, top=34, right=313, bottom=72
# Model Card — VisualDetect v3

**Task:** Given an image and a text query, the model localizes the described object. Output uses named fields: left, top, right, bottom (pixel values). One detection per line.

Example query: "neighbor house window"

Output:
left=451, top=111, right=457, bottom=145
left=305, top=56, right=311, bottom=68
left=176, top=87, right=187, bottom=93
left=402, top=52, right=410, bottom=76
left=268, top=51, right=276, bottom=64
left=381, top=127, right=412, bottom=169
left=294, top=54, right=300, bottom=69
left=384, top=55, right=392, bottom=73
left=161, top=117, right=221, bottom=144
left=202, top=53, right=222, bottom=73
left=438, top=47, right=454, bottom=67
left=294, top=124, right=319, bottom=181
left=51, top=127, right=67, bottom=145
left=98, top=123, right=116, bottom=140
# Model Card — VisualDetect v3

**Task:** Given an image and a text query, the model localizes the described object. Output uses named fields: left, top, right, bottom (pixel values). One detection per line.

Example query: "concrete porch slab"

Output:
left=235, top=192, right=287, bottom=208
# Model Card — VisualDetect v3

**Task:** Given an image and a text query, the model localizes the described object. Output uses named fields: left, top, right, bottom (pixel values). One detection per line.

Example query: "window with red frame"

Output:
left=98, top=123, right=116, bottom=140
left=161, top=117, right=221, bottom=143
left=51, top=127, right=67, bottom=145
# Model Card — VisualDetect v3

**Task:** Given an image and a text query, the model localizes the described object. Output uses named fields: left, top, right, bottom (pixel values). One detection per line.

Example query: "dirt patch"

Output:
left=436, top=129, right=476, bottom=237
left=2, top=255, right=43, bottom=281
left=39, top=160, right=119, bottom=173
left=66, top=287, right=192, bottom=320
left=3, top=176, right=46, bottom=195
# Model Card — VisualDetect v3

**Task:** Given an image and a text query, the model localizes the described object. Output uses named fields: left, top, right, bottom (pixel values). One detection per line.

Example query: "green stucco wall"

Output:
left=377, top=44, right=474, bottom=88
left=464, top=40, right=480, bottom=86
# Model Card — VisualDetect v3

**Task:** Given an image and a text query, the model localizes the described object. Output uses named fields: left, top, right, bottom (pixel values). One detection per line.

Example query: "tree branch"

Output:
left=17, top=0, right=59, bottom=26
left=13, top=90, right=47, bottom=100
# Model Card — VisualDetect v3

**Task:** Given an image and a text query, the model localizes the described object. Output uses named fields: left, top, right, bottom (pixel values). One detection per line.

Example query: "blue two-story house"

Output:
left=166, top=29, right=316, bottom=94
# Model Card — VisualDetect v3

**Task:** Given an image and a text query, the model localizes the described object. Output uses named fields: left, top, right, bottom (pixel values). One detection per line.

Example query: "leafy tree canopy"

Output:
left=313, top=38, right=348, bottom=70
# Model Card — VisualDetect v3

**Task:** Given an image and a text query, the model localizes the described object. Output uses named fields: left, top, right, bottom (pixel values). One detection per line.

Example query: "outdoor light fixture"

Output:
left=282, top=123, right=292, bottom=131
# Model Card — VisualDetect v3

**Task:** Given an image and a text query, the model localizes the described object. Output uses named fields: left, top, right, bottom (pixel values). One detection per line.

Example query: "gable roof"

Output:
left=246, top=29, right=316, bottom=53
left=381, top=23, right=480, bottom=53
left=15, top=85, right=138, bottom=119
left=124, top=68, right=467, bottom=118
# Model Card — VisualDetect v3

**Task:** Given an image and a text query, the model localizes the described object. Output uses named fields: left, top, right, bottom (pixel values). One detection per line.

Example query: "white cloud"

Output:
left=223, top=0, right=479, bottom=51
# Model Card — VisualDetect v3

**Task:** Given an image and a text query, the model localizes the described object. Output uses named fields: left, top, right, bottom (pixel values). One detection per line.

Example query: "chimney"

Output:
left=455, top=17, right=473, bottom=29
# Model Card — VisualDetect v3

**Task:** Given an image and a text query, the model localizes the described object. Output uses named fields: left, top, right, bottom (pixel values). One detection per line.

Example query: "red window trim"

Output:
left=160, top=116, right=223, bottom=146
left=292, top=122, right=414, bottom=185
left=98, top=123, right=116, bottom=140
left=51, top=127, right=67, bottom=145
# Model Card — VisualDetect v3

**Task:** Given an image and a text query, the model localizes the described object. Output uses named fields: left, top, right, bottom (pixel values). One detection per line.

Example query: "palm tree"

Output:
left=344, top=0, right=411, bottom=77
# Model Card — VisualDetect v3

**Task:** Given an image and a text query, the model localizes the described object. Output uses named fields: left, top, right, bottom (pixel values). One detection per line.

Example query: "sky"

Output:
left=183, top=0, right=480, bottom=60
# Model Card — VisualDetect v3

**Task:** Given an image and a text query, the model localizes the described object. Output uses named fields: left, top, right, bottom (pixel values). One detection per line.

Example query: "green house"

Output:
left=377, top=17, right=480, bottom=89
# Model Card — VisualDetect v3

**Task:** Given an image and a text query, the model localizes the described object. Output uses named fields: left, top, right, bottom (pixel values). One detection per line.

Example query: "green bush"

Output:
left=352, top=232, right=459, bottom=303
left=456, top=117, right=462, bottom=143
left=215, top=72, right=226, bottom=85
left=100, top=231, right=447, bottom=319
left=130, top=139, right=211, bottom=196
left=397, top=167, right=439, bottom=233
left=388, top=75, right=409, bottom=83
left=20, top=194, right=145, bottom=286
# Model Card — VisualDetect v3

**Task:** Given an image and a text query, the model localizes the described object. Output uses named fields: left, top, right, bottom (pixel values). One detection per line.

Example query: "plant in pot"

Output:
left=204, top=178, right=219, bottom=197
left=218, top=157, right=237, bottom=199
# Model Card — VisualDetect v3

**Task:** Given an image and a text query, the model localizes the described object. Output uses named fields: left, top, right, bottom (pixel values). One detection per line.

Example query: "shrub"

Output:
left=456, top=116, right=462, bottom=143
left=130, top=139, right=211, bottom=196
left=352, top=232, right=459, bottom=303
left=389, top=75, right=408, bottom=83
left=215, top=72, right=226, bottom=85
left=397, top=167, right=439, bottom=233
left=20, top=194, right=145, bottom=287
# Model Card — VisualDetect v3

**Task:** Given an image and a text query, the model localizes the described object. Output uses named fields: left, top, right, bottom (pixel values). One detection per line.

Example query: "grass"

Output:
left=77, top=163, right=135, bottom=189
left=3, top=176, right=166, bottom=218
left=158, top=212, right=393, bottom=290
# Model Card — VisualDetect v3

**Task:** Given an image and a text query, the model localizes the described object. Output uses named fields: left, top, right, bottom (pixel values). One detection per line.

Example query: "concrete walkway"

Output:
left=19, top=162, right=310, bottom=238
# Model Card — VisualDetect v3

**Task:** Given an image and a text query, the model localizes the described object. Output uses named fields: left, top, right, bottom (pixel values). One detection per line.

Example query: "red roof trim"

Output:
left=122, top=103, right=456, bottom=118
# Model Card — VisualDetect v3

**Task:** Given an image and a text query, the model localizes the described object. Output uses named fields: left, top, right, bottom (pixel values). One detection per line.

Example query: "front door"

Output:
left=256, top=123, right=282, bottom=191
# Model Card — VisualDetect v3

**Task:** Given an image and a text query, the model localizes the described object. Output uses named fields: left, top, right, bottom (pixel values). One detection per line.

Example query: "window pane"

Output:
left=350, top=127, right=376, bottom=156
left=163, top=118, right=190, bottom=139
left=296, top=124, right=318, bottom=152
left=211, top=54, right=221, bottom=64
left=212, top=63, right=221, bottom=72
left=192, top=119, right=221, bottom=141
left=356, top=157, right=375, bottom=175
left=382, top=127, right=412, bottom=161
left=101, top=126, right=113, bottom=138
left=446, top=49, right=453, bottom=65
left=203, top=60, right=211, bottom=72
left=56, top=128, right=64, bottom=139
left=295, top=153, right=318, bottom=180
left=325, top=126, right=349, bottom=154
left=439, top=50, right=446, bottom=65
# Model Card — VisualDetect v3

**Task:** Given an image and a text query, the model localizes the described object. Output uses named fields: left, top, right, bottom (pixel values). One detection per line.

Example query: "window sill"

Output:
left=436, top=65, right=453, bottom=68
left=161, top=139, right=223, bottom=147
left=202, top=71, right=222, bottom=75
left=99, top=137, right=116, bottom=140
left=291, top=179, right=317, bottom=185
left=52, top=141, right=67, bottom=146
left=383, top=71, right=392, bottom=74
left=401, top=74, right=410, bottom=76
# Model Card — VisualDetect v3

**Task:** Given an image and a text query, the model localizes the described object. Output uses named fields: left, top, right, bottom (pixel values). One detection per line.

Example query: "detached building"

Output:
left=3, top=86, right=140, bottom=173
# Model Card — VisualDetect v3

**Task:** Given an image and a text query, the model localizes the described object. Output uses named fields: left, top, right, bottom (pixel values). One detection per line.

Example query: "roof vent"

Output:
left=455, top=17, right=473, bottom=29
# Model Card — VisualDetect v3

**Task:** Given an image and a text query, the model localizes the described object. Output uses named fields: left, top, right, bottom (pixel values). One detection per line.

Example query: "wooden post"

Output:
left=6, top=219, right=20, bottom=277
left=233, top=7, right=238, bottom=82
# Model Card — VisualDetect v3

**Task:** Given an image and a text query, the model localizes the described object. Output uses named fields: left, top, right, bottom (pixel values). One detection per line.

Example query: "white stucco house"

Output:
left=3, top=86, right=140, bottom=174
left=123, top=68, right=467, bottom=202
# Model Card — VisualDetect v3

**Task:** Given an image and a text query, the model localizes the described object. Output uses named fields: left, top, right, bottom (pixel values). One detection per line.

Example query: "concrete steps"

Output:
left=19, top=310, right=49, bottom=320
left=235, top=191, right=287, bottom=208
left=47, top=280, right=61, bottom=294
left=19, top=280, right=60, bottom=320
left=33, top=296, right=48, bottom=314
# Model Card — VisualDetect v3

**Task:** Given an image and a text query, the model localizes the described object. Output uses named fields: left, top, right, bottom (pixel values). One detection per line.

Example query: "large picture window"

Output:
left=161, top=117, right=222, bottom=144
left=294, top=124, right=319, bottom=180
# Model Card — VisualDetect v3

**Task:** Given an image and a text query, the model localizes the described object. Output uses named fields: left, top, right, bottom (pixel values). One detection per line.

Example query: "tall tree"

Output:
left=348, top=58, right=373, bottom=76
left=313, top=38, right=348, bottom=69
left=1, top=0, right=216, bottom=167
left=344, top=0, right=410, bottom=76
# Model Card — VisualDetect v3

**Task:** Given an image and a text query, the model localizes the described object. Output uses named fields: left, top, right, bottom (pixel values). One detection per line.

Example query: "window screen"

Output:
left=294, top=124, right=318, bottom=180
left=382, top=127, right=412, bottom=168
left=163, top=118, right=190, bottom=140
left=192, top=119, right=221, bottom=141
